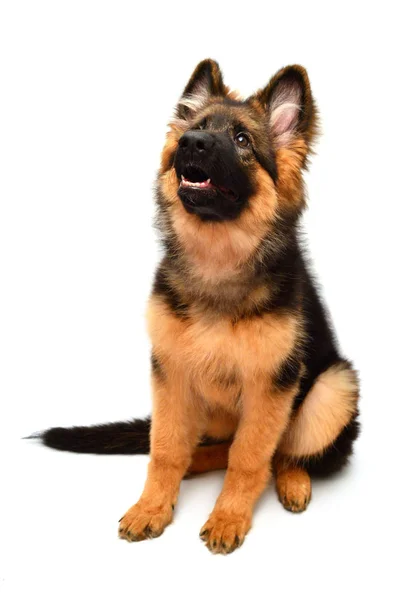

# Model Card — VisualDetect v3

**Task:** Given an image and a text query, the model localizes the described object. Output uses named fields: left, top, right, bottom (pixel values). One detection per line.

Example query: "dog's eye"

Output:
left=235, top=132, right=250, bottom=148
left=196, top=118, right=207, bottom=130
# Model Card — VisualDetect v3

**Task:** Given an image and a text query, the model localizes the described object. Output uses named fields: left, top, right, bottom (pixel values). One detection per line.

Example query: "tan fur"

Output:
left=274, top=458, right=312, bottom=513
left=120, top=298, right=302, bottom=545
left=187, top=442, right=230, bottom=475
left=119, top=372, right=204, bottom=541
left=275, top=143, right=307, bottom=208
left=279, top=363, right=359, bottom=458
left=200, top=382, right=299, bottom=553
left=159, top=161, right=277, bottom=283
left=118, top=62, right=357, bottom=554
left=159, top=103, right=307, bottom=287
left=169, top=265, right=273, bottom=316
left=160, top=128, right=185, bottom=172
left=203, top=409, right=238, bottom=439
left=120, top=295, right=303, bottom=548
left=147, top=295, right=301, bottom=387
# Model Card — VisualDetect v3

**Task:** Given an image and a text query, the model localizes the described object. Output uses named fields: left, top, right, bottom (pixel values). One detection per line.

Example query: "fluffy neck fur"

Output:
left=155, top=199, right=302, bottom=318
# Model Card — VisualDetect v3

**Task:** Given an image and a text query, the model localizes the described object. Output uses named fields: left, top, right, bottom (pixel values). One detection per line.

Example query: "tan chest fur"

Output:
left=148, top=296, right=298, bottom=409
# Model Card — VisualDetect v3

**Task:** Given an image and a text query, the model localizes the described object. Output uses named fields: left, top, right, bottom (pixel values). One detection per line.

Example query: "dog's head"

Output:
left=157, top=60, right=318, bottom=278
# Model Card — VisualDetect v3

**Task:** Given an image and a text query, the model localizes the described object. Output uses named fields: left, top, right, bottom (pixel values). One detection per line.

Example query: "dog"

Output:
left=36, top=59, right=360, bottom=554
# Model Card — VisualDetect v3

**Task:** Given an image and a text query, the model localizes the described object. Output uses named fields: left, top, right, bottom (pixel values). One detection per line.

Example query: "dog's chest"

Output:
left=148, top=297, right=296, bottom=387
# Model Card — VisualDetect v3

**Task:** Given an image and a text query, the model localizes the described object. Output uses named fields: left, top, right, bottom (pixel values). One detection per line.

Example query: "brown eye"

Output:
left=235, top=132, right=250, bottom=148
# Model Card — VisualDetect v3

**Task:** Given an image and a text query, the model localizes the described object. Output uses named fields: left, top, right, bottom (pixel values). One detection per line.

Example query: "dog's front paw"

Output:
left=118, top=501, right=173, bottom=542
left=200, top=511, right=251, bottom=554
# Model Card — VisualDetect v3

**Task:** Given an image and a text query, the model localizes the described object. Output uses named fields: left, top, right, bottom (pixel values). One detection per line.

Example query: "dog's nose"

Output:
left=178, top=131, right=215, bottom=158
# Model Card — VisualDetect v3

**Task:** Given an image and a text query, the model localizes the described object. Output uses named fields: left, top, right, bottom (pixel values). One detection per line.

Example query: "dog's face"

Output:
left=174, top=113, right=255, bottom=222
left=174, top=97, right=279, bottom=221
left=157, top=60, right=318, bottom=278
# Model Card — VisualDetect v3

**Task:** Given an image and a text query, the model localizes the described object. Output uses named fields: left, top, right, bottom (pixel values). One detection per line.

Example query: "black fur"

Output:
left=301, top=412, right=361, bottom=477
left=177, top=60, right=225, bottom=120
left=151, top=353, right=165, bottom=379
left=291, top=265, right=343, bottom=410
left=35, top=410, right=360, bottom=478
left=273, top=355, right=302, bottom=391
left=175, top=127, right=254, bottom=221
left=34, top=231, right=359, bottom=467
left=153, top=266, right=189, bottom=318
left=32, top=61, right=359, bottom=480
left=33, top=417, right=151, bottom=454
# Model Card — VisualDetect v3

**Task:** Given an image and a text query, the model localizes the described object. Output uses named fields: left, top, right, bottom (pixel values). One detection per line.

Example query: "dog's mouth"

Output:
left=178, top=166, right=235, bottom=198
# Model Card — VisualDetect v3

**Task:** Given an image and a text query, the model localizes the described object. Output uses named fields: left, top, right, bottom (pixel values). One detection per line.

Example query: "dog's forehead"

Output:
left=202, top=102, right=261, bottom=131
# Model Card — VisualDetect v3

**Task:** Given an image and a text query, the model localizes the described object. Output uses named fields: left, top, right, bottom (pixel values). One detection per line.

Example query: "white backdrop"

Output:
left=1, top=1, right=399, bottom=598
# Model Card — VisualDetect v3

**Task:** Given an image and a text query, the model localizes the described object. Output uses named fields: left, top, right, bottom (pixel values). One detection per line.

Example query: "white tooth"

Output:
left=206, top=179, right=211, bottom=184
left=181, top=175, right=184, bottom=181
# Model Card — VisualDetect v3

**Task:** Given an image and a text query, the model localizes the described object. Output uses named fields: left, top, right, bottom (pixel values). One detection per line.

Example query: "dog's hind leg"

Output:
left=186, top=409, right=236, bottom=475
left=274, top=456, right=311, bottom=512
left=186, top=442, right=231, bottom=476
left=277, top=360, right=360, bottom=477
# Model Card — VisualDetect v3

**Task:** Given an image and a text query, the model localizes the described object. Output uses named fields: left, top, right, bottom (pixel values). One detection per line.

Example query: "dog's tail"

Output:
left=27, top=417, right=151, bottom=454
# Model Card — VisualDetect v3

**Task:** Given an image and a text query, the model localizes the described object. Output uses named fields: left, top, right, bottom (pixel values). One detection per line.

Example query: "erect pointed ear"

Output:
left=176, top=59, right=226, bottom=120
left=254, top=65, right=317, bottom=149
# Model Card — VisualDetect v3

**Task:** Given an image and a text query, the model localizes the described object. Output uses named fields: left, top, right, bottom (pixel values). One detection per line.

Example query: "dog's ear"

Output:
left=254, top=65, right=317, bottom=149
left=176, top=59, right=226, bottom=120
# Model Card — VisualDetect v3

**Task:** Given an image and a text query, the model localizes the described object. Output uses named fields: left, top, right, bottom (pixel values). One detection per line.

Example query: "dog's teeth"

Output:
left=180, top=176, right=212, bottom=188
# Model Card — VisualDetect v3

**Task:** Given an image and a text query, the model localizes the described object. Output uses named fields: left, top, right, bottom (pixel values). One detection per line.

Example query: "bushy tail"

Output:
left=28, top=417, right=151, bottom=454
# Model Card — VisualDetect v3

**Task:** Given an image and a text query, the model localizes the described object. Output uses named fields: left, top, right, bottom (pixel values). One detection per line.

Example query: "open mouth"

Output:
left=180, top=166, right=212, bottom=189
left=179, top=166, right=235, bottom=197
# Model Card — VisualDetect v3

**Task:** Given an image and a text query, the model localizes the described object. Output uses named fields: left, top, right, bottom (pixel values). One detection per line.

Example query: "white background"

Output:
left=1, top=1, right=399, bottom=598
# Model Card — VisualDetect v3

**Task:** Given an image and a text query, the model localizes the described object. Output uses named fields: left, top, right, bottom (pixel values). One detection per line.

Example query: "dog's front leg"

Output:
left=119, top=369, right=201, bottom=542
left=200, top=379, right=296, bottom=553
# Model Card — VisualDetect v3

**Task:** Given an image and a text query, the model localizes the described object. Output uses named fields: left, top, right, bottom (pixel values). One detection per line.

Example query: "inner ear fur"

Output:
left=253, top=65, right=318, bottom=150
left=183, top=59, right=226, bottom=98
left=176, top=59, right=227, bottom=120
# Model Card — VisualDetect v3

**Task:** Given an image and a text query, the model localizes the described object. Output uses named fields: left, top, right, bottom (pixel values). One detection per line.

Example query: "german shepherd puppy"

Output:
left=37, top=60, right=360, bottom=554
